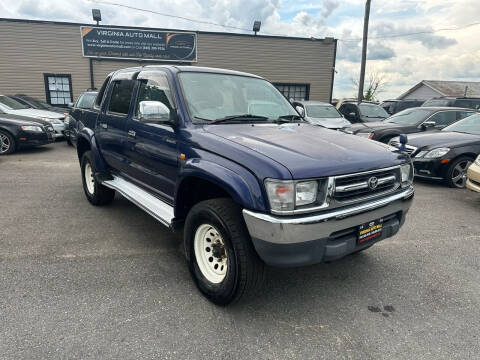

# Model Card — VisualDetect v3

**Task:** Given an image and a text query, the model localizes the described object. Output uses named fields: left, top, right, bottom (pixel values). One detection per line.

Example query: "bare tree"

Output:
left=351, top=71, right=387, bottom=101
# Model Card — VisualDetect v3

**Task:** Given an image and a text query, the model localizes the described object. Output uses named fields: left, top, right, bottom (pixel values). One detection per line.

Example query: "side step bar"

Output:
left=102, top=175, right=174, bottom=227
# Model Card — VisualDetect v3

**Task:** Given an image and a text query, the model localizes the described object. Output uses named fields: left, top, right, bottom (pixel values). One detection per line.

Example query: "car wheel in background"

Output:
left=446, top=156, right=474, bottom=188
left=184, top=198, right=265, bottom=305
left=81, top=150, right=115, bottom=205
left=0, top=130, right=15, bottom=155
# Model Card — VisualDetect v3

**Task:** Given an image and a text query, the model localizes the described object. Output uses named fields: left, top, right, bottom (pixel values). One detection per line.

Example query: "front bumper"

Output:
left=17, top=131, right=54, bottom=148
left=243, top=186, right=414, bottom=267
left=52, top=123, right=66, bottom=138
left=467, top=163, right=480, bottom=192
left=413, top=158, right=446, bottom=180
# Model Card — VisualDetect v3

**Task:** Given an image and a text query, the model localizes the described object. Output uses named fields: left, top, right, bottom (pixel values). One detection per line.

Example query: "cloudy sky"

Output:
left=1, top=0, right=479, bottom=100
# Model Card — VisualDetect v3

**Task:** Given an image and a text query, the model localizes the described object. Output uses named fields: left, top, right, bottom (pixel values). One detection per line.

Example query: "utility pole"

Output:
left=357, top=0, right=371, bottom=104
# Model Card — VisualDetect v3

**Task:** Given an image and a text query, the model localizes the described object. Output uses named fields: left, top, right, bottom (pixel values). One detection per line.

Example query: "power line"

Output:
left=88, top=0, right=480, bottom=42
left=88, top=0, right=253, bottom=32
left=338, top=21, right=480, bottom=42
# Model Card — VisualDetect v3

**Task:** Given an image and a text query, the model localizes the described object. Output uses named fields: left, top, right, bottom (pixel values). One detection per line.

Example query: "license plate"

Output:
left=358, top=218, right=383, bottom=244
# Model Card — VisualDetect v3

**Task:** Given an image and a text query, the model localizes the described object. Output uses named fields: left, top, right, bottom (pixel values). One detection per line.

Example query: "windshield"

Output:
left=443, top=113, right=480, bottom=135
left=386, top=108, right=433, bottom=125
left=358, top=103, right=389, bottom=118
left=0, top=95, right=30, bottom=110
left=422, top=99, right=451, bottom=107
left=22, top=96, right=51, bottom=109
left=178, top=72, right=297, bottom=122
left=306, top=105, right=341, bottom=118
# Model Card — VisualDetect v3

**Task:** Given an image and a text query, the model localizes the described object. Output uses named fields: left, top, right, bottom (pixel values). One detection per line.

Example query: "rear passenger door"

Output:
left=96, top=78, right=136, bottom=173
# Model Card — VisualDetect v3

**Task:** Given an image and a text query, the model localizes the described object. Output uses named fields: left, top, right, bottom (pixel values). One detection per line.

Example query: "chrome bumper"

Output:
left=243, top=186, right=414, bottom=245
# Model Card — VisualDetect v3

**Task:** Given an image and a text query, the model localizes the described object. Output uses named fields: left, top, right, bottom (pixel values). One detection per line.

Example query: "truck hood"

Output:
left=7, top=108, right=64, bottom=120
left=406, top=131, right=480, bottom=149
left=306, top=116, right=351, bottom=129
left=205, top=123, right=406, bottom=179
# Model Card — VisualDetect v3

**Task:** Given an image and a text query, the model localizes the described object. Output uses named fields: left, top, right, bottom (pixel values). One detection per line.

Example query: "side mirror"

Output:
left=138, top=101, right=171, bottom=123
left=421, top=121, right=435, bottom=130
left=295, top=106, right=305, bottom=117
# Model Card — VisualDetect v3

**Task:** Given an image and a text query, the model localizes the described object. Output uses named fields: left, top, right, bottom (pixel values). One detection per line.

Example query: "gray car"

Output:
left=293, top=100, right=351, bottom=129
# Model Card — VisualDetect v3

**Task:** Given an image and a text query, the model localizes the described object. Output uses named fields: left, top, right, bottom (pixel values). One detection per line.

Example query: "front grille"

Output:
left=333, top=167, right=400, bottom=204
left=389, top=141, right=417, bottom=155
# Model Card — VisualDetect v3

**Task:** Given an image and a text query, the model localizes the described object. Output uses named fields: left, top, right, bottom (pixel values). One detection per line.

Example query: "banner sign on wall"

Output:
left=80, top=26, right=197, bottom=62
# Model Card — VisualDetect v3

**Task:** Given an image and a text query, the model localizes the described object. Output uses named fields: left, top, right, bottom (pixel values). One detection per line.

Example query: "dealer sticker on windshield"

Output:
left=358, top=218, right=383, bottom=244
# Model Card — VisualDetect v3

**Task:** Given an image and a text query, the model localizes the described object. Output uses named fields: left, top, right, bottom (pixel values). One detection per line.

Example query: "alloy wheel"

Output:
left=0, top=133, right=10, bottom=154
left=451, top=160, right=472, bottom=188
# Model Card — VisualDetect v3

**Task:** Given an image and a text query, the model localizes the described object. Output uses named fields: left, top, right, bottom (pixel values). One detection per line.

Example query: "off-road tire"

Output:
left=184, top=198, right=266, bottom=305
left=81, top=150, right=115, bottom=205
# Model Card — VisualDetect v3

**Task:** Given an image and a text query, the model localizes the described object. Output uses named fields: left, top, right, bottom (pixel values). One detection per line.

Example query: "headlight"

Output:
left=356, top=132, right=374, bottom=139
left=415, top=150, right=428, bottom=158
left=400, top=163, right=413, bottom=187
left=424, top=147, right=450, bottom=158
left=265, top=179, right=319, bottom=213
left=21, top=125, right=44, bottom=133
left=295, top=181, right=318, bottom=206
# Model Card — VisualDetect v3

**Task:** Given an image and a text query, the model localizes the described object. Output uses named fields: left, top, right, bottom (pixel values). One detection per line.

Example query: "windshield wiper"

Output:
left=277, top=114, right=305, bottom=123
left=208, top=114, right=270, bottom=124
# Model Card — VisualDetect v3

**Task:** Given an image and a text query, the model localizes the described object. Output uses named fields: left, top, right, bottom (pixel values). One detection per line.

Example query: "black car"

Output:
left=0, top=109, right=55, bottom=155
left=390, top=113, right=480, bottom=188
left=65, top=91, right=98, bottom=146
left=347, top=107, right=477, bottom=143
left=10, top=94, right=66, bottom=114
left=422, top=97, right=480, bottom=110
left=381, top=99, right=424, bottom=115
left=338, top=101, right=389, bottom=123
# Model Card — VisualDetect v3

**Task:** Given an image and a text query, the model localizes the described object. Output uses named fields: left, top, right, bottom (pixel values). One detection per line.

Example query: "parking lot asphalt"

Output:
left=1, top=142, right=480, bottom=359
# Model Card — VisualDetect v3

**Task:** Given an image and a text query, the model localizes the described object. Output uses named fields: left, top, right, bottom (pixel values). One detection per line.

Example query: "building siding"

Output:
left=0, top=19, right=335, bottom=103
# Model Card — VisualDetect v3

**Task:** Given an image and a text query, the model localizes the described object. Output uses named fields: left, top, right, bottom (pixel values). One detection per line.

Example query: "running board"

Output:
left=102, top=175, right=174, bottom=227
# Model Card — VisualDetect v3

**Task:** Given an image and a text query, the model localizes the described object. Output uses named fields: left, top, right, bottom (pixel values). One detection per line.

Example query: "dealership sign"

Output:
left=80, top=26, right=197, bottom=62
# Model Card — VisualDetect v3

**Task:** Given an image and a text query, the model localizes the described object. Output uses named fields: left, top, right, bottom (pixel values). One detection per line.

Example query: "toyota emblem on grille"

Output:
left=368, top=176, right=378, bottom=190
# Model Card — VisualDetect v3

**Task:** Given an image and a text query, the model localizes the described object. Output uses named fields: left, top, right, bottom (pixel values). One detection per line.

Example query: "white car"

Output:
left=293, top=100, right=351, bottom=129
left=0, top=95, right=66, bottom=138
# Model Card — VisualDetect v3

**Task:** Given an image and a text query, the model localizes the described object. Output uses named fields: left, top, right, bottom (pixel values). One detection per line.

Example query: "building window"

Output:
left=44, top=74, right=73, bottom=106
left=274, top=83, right=310, bottom=101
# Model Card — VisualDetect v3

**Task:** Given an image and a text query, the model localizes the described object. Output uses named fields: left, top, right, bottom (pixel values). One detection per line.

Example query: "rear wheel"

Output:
left=0, top=130, right=15, bottom=155
left=185, top=198, right=265, bottom=305
left=446, top=156, right=473, bottom=188
left=81, top=151, right=115, bottom=205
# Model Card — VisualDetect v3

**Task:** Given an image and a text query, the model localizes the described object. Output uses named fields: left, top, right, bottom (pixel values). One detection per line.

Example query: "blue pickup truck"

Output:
left=75, top=65, right=414, bottom=305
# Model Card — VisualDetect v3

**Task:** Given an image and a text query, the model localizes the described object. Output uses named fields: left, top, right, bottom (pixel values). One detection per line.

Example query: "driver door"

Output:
left=123, top=70, right=178, bottom=203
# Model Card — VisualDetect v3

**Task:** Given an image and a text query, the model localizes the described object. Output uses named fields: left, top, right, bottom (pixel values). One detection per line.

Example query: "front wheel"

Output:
left=184, top=198, right=265, bottom=305
left=81, top=151, right=115, bottom=205
left=0, top=130, right=15, bottom=155
left=446, top=156, right=473, bottom=188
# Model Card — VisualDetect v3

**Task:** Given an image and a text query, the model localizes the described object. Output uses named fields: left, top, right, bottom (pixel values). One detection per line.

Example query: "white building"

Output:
left=398, top=80, right=480, bottom=100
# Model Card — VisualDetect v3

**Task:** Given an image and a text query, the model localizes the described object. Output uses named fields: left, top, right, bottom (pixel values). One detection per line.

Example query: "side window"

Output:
left=108, top=80, right=136, bottom=115
left=77, top=93, right=97, bottom=109
left=135, top=72, right=174, bottom=120
left=75, top=94, right=84, bottom=108
left=454, top=100, right=473, bottom=109
left=457, top=111, right=475, bottom=120
left=338, top=104, right=347, bottom=115
left=428, top=111, right=457, bottom=126
left=95, top=76, right=111, bottom=109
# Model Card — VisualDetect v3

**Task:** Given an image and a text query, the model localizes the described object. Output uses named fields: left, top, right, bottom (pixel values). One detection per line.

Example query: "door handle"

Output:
left=128, top=130, right=136, bottom=138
